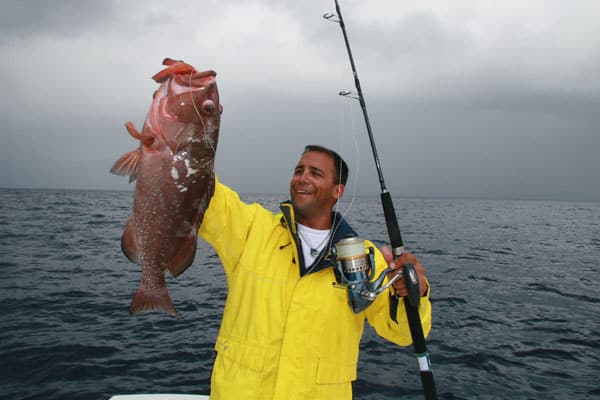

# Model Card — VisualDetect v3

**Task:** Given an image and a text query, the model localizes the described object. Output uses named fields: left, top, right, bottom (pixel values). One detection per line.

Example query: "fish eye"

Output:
left=202, top=100, right=215, bottom=114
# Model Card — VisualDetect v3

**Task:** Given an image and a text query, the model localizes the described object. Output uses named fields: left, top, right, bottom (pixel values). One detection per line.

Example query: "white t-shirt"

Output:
left=296, top=223, right=332, bottom=267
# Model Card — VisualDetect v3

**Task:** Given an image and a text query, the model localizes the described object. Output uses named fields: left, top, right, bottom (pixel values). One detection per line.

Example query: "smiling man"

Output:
left=198, top=144, right=432, bottom=399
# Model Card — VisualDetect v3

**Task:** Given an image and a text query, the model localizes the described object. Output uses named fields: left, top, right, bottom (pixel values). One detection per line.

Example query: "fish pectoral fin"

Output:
left=110, top=149, right=140, bottom=182
left=169, top=235, right=198, bottom=277
left=121, top=217, right=140, bottom=263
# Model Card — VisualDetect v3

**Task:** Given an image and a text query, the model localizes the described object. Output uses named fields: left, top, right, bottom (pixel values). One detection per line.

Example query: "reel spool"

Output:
left=333, top=236, right=398, bottom=313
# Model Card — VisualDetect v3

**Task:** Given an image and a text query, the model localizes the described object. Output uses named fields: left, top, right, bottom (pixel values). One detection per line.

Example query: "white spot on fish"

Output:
left=174, top=152, right=189, bottom=162
left=188, top=168, right=199, bottom=177
left=171, top=167, right=179, bottom=180
left=184, top=159, right=199, bottom=177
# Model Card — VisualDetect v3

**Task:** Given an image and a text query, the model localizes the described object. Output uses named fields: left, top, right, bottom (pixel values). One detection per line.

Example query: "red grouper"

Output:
left=111, top=58, right=222, bottom=315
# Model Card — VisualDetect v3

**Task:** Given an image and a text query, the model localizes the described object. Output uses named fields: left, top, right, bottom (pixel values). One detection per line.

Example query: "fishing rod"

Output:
left=324, top=1, right=437, bottom=399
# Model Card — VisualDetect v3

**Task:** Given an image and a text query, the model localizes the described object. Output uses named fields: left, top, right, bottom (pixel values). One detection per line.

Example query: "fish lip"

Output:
left=173, top=70, right=216, bottom=87
left=191, top=70, right=216, bottom=79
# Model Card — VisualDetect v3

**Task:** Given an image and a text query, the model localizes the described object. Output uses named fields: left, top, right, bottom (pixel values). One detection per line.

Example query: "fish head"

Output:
left=164, top=70, right=222, bottom=125
left=147, top=63, right=223, bottom=154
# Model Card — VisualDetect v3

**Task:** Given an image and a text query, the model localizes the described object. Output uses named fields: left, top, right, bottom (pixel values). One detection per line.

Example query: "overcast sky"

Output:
left=1, top=0, right=599, bottom=201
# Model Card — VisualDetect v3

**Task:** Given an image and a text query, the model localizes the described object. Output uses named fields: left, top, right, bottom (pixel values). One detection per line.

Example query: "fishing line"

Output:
left=185, top=72, right=302, bottom=285
left=329, top=95, right=361, bottom=247
left=187, top=71, right=218, bottom=159
left=185, top=72, right=261, bottom=283
left=181, top=59, right=362, bottom=275
left=301, top=94, right=363, bottom=272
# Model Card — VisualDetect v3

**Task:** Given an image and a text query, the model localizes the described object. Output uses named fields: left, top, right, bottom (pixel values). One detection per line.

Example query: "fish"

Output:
left=111, top=58, right=222, bottom=315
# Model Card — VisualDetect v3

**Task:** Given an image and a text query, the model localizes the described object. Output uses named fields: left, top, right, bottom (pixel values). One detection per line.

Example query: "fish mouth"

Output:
left=174, top=70, right=216, bottom=87
left=192, top=70, right=216, bottom=79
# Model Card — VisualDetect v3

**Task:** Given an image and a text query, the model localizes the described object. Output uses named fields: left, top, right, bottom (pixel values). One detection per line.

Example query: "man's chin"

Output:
left=291, top=200, right=311, bottom=218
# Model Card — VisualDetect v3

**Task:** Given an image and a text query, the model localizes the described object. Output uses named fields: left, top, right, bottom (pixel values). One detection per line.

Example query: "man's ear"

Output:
left=334, top=184, right=345, bottom=199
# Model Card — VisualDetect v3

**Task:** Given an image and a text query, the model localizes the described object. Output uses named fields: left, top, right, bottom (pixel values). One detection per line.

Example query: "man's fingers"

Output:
left=381, top=246, right=393, bottom=264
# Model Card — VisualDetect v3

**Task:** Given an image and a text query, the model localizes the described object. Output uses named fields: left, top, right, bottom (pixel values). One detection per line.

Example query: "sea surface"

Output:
left=1, top=188, right=599, bottom=400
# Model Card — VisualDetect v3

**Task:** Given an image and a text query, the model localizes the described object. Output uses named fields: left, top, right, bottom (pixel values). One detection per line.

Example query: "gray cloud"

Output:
left=0, top=1, right=118, bottom=39
left=1, top=0, right=599, bottom=201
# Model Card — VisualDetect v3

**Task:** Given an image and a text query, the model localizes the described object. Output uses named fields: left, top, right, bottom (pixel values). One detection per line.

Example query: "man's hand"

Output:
left=381, top=247, right=429, bottom=298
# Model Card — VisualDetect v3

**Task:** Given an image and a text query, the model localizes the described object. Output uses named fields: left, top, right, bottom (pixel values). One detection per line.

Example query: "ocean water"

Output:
left=1, top=188, right=599, bottom=400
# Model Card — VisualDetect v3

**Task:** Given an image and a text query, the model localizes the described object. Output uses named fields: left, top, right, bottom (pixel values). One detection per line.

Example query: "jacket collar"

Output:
left=279, top=201, right=357, bottom=275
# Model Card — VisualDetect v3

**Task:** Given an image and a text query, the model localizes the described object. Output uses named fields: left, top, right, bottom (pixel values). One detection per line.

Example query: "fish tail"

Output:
left=130, top=285, right=177, bottom=316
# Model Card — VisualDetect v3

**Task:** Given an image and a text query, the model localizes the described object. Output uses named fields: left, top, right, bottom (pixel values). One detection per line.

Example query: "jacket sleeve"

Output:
left=364, top=243, right=432, bottom=347
left=198, top=176, right=262, bottom=274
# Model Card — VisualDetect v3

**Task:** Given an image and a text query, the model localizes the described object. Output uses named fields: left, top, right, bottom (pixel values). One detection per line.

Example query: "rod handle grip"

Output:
left=381, top=191, right=404, bottom=252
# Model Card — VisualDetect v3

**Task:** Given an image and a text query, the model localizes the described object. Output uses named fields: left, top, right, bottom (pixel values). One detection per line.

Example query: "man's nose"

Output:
left=298, top=171, right=311, bottom=183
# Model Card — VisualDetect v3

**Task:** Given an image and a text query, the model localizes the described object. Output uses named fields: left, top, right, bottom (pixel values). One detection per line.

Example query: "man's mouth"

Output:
left=296, top=189, right=313, bottom=195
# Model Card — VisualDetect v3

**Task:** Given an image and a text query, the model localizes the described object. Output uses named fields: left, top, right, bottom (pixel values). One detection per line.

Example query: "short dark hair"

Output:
left=303, top=144, right=349, bottom=186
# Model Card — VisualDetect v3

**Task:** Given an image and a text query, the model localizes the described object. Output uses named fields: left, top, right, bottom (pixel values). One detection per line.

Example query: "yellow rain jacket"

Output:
left=199, top=179, right=431, bottom=399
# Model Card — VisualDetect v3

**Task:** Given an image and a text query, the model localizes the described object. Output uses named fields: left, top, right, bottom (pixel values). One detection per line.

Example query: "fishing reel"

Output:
left=332, top=236, right=403, bottom=313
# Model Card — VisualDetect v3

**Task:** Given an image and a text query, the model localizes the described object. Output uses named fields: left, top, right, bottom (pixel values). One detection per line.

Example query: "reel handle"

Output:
left=402, top=263, right=421, bottom=308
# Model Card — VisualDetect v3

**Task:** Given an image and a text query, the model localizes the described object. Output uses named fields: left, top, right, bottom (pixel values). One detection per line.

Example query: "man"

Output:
left=199, top=144, right=431, bottom=399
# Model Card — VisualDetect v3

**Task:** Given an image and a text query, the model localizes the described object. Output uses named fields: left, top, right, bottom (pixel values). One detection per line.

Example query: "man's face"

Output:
left=290, top=151, right=344, bottom=227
